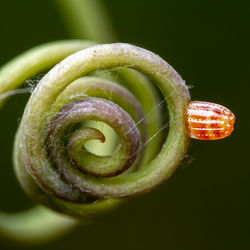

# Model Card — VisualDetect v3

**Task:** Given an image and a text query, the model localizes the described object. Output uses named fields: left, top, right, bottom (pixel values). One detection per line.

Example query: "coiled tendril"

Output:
left=0, top=40, right=190, bottom=242
left=11, top=40, right=190, bottom=212
left=0, top=0, right=236, bottom=244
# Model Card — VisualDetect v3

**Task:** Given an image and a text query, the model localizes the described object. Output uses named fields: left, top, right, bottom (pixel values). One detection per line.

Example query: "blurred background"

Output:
left=0, top=0, right=249, bottom=249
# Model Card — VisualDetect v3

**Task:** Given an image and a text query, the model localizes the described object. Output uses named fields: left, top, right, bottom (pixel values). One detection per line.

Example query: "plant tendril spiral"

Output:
left=0, top=3, right=191, bottom=244
left=0, top=0, right=236, bottom=245
left=13, top=42, right=190, bottom=210
left=0, top=40, right=190, bottom=221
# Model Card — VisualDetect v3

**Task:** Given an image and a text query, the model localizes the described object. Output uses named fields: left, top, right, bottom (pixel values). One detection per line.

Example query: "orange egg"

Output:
left=186, top=101, right=235, bottom=140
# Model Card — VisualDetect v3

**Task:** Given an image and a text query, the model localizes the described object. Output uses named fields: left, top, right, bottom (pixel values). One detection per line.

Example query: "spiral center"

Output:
left=83, top=121, right=118, bottom=156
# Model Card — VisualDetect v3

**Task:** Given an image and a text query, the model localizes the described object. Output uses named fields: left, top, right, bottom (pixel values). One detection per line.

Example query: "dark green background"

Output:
left=0, top=0, right=249, bottom=249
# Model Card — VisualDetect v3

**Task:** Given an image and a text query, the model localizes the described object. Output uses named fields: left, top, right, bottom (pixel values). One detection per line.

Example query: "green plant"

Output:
left=0, top=0, right=234, bottom=245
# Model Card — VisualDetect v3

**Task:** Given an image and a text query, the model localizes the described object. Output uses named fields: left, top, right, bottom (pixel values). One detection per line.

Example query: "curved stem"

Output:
left=18, top=43, right=190, bottom=200
left=0, top=41, right=95, bottom=244
left=0, top=40, right=95, bottom=106
left=55, top=0, right=164, bottom=165
left=0, top=207, right=76, bottom=245
left=0, top=0, right=191, bottom=245
left=55, top=0, right=116, bottom=43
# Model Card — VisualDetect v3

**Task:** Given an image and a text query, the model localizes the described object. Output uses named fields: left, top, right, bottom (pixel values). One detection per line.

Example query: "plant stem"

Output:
left=55, top=0, right=116, bottom=43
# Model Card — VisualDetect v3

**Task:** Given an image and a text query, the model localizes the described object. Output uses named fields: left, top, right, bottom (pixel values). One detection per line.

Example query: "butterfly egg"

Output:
left=186, top=101, right=235, bottom=140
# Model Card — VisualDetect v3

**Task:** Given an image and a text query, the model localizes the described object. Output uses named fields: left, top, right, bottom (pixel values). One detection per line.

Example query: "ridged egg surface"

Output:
left=186, top=101, right=235, bottom=140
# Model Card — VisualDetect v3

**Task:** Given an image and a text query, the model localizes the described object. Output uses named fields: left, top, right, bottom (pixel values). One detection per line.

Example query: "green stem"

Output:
left=55, top=0, right=118, bottom=156
left=0, top=207, right=76, bottom=245
left=0, top=40, right=95, bottom=105
left=55, top=0, right=116, bottom=43
left=0, top=0, right=191, bottom=245
left=18, top=43, right=190, bottom=200
left=55, top=0, right=164, bottom=165
left=0, top=41, right=95, bottom=244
